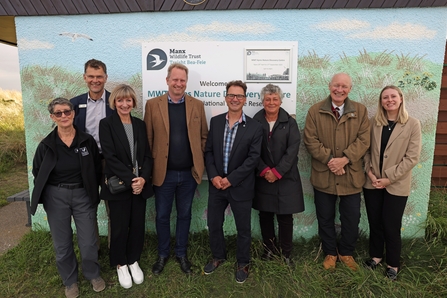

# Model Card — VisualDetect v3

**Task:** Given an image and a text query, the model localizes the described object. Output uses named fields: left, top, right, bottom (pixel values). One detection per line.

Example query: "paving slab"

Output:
left=0, top=201, right=31, bottom=255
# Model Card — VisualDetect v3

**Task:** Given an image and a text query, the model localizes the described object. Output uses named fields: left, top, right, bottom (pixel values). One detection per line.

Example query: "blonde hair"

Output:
left=109, top=84, right=137, bottom=110
left=167, top=63, right=188, bottom=78
left=374, top=85, right=409, bottom=126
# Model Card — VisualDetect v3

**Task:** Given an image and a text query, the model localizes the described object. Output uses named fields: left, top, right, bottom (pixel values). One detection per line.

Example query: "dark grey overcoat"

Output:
left=253, top=107, right=304, bottom=214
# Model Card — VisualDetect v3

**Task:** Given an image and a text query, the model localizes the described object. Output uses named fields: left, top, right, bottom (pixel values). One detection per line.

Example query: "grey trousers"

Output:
left=43, top=185, right=100, bottom=286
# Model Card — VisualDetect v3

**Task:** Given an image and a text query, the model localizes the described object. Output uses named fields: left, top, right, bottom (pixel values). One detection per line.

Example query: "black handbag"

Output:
left=106, top=175, right=130, bottom=194
left=105, top=140, right=137, bottom=194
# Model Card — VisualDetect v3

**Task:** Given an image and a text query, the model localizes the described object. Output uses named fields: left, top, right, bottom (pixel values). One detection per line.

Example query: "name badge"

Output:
left=79, top=104, right=87, bottom=108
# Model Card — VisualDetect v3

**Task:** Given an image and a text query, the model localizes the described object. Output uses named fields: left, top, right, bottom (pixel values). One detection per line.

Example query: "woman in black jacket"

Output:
left=99, top=84, right=153, bottom=289
left=31, top=98, right=104, bottom=298
left=253, top=84, right=305, bottom=265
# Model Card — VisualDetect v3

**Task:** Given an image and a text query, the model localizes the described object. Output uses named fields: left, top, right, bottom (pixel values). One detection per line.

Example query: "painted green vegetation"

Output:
left=295, top=49, right=440, bottom=239
left=21, top=49, right=441, bottom=239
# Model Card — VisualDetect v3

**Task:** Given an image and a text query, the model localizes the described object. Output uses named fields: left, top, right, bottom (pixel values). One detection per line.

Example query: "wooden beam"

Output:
left=434, top=144, right=447, bottom=156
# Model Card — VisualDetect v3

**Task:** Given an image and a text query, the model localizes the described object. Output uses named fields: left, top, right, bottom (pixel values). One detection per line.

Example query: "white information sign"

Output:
left=142, top=41, right=298, bottom=123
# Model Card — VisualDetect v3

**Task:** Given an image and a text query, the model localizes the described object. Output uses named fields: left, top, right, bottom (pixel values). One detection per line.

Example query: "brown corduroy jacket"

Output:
left=304, top=96, right=370, bottom=196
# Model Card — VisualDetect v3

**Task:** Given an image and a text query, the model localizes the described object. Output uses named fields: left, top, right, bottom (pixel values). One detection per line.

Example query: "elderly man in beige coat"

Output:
left=144, top=63, right=208, bottom=275
left=304, top=73, right=370, bottom=271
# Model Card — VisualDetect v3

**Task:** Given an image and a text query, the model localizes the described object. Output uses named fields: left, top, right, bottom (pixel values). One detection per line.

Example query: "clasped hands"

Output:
left=264, top=170, right=278, bottom=183
left=327, top=157, right=349, bottom=176
left=131, top=177, right=146, bottom=195
left=367, top=169, right=390, bottom=189
left=212, top=176, right=232, bottom=190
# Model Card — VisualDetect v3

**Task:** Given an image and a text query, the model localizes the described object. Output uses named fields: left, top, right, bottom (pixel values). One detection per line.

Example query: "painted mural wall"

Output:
left=15, top=7, right=447, bottom=239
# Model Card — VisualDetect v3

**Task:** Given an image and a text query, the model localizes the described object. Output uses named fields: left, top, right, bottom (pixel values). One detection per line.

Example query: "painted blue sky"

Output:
left=15, top=7, right=447, bottom=79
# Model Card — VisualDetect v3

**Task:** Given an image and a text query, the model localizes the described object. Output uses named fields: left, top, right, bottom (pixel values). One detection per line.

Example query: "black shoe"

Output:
left=176, top=256, right=192, bottom=274
left=204, top=258, right=226, bottom=275
left=235, top=264, right=249, bottom=284
left=364, top=259, right=379, bottom=270
left=386, top=267, right=398, bottom=281
left=152, top=256, right=168, bottom=275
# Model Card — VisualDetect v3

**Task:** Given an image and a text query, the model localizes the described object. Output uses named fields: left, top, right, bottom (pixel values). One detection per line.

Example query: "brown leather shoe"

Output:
left=91, top=276, right=106, bottom=292
left=65, top=283, right=79, bottom=298
left=339, top=255, right=359, bottom=271
left=323, top=255, right=337, bottom=270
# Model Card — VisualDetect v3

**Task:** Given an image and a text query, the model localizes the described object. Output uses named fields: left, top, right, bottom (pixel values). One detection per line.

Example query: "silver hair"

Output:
left=329, top=72, right=353, bottom=88
left=260, top=84, right=283, bottom=103
left=47, top=97, right=73, bottom=114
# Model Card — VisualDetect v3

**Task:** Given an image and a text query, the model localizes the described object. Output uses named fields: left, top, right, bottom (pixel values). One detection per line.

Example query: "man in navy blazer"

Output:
left=203, top=80, right=262, bottom=284
left=71, top=59, right=113, bottom=153
left=70, top=59, right=114, bottom=250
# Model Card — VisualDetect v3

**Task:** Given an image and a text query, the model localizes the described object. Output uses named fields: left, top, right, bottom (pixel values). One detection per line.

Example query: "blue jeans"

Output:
left=154, top=170, right=197, bottom=258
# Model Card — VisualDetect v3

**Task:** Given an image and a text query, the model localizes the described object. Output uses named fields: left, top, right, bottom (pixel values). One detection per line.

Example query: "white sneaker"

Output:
left=128, top=261, right=144, bottom=284
left=117, top=265, right=132, bottom=289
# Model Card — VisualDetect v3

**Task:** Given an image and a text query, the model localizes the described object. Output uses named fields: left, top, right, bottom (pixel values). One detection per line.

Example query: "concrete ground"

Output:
left=0, top=201, right=31, bottom=255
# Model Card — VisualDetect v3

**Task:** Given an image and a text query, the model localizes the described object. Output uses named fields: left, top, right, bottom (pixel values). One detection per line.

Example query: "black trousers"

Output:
left=314, top=188, right=361, bottom=256
left=364, top=188, right=408, bottom=268
left=259, top=211, right=293, bottom=257
left=108, top=195, right=147, bottom=267
left=207, top=189, right=252, bottom=265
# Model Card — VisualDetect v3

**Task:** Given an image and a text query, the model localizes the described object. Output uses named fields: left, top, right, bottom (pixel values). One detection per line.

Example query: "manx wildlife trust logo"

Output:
left=147, top=49, right=167, bottom=70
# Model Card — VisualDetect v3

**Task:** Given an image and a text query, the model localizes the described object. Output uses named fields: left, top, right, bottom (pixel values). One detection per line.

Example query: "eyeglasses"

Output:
left=52, top=110, right=73, bottom=117
left=226, top=94, right=246, bottom=100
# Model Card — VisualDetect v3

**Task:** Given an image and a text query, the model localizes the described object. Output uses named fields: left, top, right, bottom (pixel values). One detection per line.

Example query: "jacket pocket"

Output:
left=310, top=162, right=330, bottom=190
left=349, top=162, right=365, bottom=188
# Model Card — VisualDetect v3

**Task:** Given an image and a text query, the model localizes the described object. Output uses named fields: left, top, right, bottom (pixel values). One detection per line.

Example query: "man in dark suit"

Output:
left=203, top=80, right=262, bottom=284
left=71, top=59, right=113, bottom=153
left=70, top=59, right=114, bottom=249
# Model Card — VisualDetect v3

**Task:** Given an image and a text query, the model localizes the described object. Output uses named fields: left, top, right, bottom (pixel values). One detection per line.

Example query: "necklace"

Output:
left=388, top=121, right=397, bottom=131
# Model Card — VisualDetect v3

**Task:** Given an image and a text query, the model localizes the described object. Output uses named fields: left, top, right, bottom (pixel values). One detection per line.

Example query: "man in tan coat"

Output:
left=303, top=73, right=370, bottom=271
left=144, top=63, right=208, bottom=275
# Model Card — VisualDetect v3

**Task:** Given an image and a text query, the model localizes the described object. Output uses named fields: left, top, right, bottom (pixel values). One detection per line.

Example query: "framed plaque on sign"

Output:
left=244, top=49, right=292, bottom=83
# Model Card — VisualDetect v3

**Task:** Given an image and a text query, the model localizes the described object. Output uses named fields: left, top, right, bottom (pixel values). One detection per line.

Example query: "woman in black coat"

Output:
left=253, top=84, right=304, bottom=264
left=99, top=84, right=153, bottom=289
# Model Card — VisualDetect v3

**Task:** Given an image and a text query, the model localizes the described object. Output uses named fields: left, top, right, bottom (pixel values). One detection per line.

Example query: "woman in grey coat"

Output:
left=253, top=84, right=305, bottom=264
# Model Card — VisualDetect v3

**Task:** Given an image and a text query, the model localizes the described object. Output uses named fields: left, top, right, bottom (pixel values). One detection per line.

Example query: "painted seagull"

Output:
left=149, top=54, right=165, bottom=67
left=59, top=32, right=93, bottom=41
